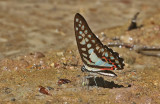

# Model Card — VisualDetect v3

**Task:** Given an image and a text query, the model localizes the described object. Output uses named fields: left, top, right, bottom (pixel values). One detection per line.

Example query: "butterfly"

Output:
left=74, top=13, right=125, bottom=77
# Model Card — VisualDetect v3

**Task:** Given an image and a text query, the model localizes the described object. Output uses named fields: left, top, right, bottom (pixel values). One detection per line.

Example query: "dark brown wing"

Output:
left=74, top=13, right=124, bottom=70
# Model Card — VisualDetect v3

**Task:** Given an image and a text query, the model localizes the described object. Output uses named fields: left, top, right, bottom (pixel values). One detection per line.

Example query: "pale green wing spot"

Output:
left=82, top=33, right=85, bottom=37
left=85, top=38, right=89, bottom=42
left=82, top=48, right=86, bottom=51
left=84, top=30, right=88, bottom=34
left=76, top=18, right=79, bottom=22
left=118, top=65, right=121, bottom=68
left=105, top=52, right=108, bottom=57
left=89, top=52, right=100, bottom=63
left=80, top=39, right=86, bottom=45
left=78, top=36, right=82, bottom=39
left=110, top=56, right=115, bottom=60
left=88, top=35, right=91, bottom=38
left=102, top=52, right=105, bottom=56
left=79, top=21, right=82, bottom=24
left=88, top=49, right=94, bottom=54
left=104, top=63, right=114, bottom=67
left=89, top=51, right=114, bottom=67
left=96, top=46, right=100, bottom=50
left=76, top=27, right=78, bottom=31
left=92, top=40, right=95, bottom=43
left=79, top=31, right=82, bottom=35
left=82, top=53, right=87, bottom=57
left=115, top=60, right=119, bottom=63
left=81, top=25, right=84, bottom=30
left=95, top=59, right=105, bottom=66
left=87, top=44, right=91, bottom=48
left=101, top=48, right=104, bottom=52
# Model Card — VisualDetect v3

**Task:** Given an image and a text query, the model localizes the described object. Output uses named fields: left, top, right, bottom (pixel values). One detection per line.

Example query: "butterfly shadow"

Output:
left=87, top=77, right=131, bottom=89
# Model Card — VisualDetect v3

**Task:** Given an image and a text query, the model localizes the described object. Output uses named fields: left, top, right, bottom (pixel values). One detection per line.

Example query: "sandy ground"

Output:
left=0, top=0, right=160, bottom=104
left=0, top=0, right=160, bottom=58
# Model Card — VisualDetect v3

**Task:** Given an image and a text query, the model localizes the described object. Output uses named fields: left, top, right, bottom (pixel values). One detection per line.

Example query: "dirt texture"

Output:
left=0, top=0, right=160, bottom=104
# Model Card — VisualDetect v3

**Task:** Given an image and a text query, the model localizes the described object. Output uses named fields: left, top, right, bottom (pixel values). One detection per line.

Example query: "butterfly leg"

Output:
left=81, top=65, right=90, bottom=87
left=88, top=72, right=99, bottom=88
left=93, top=75, right=98, bottom=87
left=81, top=75, right=91, bottom=90
left=81, top=65, right=98, bottom=88
left=82, top=75, right=87, bottom=86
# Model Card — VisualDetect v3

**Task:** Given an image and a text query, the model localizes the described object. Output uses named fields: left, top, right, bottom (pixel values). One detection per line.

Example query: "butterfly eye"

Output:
left=81, top=65, right=86, bottom=72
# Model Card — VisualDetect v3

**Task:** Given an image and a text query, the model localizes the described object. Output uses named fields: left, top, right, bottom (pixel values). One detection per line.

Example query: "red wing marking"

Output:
left=102, top=57, right=117, bottom=69
left=102, top=57, right=108, bottom=61
left=100, top=67, right=114, bottom=70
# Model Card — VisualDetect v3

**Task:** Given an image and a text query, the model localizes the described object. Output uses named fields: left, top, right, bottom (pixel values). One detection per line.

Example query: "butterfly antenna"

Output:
left=93, top=76, right=98, bottom=87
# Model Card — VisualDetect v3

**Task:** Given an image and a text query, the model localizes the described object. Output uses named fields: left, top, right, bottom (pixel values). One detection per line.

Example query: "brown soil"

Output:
left=0, top=0, right=160, bottom=104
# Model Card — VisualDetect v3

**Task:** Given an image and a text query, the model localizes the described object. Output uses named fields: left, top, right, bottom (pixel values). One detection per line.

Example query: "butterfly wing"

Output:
left=97, top=70, right=117, bottom=77
left=74, top=13, right=124, bottom=71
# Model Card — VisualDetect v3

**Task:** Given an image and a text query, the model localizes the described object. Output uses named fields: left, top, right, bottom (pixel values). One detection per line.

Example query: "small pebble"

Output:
left=11, top=98, right=16, bottom=101
left=46, top=86, right=54, bottom=90
left=56, top=52, right=64, bottom=56
left=39, top=86, right=52, bottom=96
left=4, top=87, right=12, bottom=94
left=30, top=52, right=45, bottom=58
left=50, top=63, right=55, bottom=67
left=69, top=66, right=74, bottom=70
left=58, top=79, right=71, bottom=85
left=153, top=81, right=158, bottom=86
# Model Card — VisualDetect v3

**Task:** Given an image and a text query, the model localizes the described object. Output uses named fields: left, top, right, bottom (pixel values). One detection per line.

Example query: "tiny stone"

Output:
left=4, top=87, right=12, bottom=94
left=11, top=98, right=16, bottom=101
left=69, top=66, right=74, bottom=70
left=128, top=84, right=131, bottom=87
left=46, top=86, right=54, bottom=90
left=56, top=52, right=64, bottom=56
left=34, top=52, right=45, bottom=58
left=50, top=63, right=55, bottom=67
left=153, top=81, right=158, bottom=86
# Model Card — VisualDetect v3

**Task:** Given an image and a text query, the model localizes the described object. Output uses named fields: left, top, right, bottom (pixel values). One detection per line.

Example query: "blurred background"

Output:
left=0, top=1, right=160, bottom=103
left=0, top=0, right=160, bottom=58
